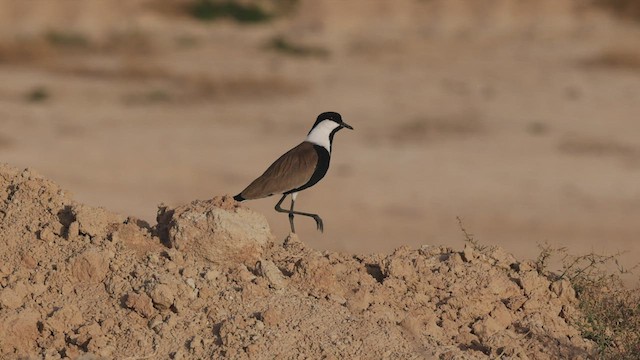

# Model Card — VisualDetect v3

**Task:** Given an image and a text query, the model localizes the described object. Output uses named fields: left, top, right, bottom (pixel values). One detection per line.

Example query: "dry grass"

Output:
left=536, top=243, right=640, bottom=359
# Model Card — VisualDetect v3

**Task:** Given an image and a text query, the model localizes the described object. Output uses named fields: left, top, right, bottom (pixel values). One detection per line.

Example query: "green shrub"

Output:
left=189, top=0, right=273, bottom=23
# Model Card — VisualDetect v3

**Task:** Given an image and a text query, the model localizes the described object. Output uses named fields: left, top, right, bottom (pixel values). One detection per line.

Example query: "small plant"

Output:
left=188, top=0, right=273, bottom=23
left=266, top=36, right=329, bottom=58
left=534, top=244, right=640, bottom=359
left=26, top=86, right=50, bottom=103
left=455, top=216, right=487, bottom=251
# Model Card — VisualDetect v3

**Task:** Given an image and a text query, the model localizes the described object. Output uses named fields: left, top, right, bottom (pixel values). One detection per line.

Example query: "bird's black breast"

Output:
left=285, top=145, right=330, bottom=194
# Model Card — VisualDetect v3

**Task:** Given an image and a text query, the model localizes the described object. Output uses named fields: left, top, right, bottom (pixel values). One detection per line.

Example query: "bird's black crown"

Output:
left=312, top=111, right=342, bottom=128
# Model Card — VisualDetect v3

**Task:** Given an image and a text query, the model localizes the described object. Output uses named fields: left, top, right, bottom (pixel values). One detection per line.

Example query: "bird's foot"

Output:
left=312, top=215, right=324, bottom=233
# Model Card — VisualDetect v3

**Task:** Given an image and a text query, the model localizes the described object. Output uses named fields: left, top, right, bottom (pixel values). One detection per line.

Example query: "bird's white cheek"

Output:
left=305, top=120, right=339, bottom=152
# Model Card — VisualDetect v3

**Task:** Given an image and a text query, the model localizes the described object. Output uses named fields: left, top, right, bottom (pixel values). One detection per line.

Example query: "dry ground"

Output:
left=0, top=0, right=639, bottom=285
left=0, top=164, right=594, bottom=359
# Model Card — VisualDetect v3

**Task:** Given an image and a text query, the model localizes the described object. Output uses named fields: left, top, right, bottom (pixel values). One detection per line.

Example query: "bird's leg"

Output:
left=274, top=194, right=324, bottom=233
left=288, top=197, right=296, bottom=234
left=289, top=196, right=323, bottom=233
left=274, top=194, right=295, bottom=233
left=290, top=209, right=323, bottom=233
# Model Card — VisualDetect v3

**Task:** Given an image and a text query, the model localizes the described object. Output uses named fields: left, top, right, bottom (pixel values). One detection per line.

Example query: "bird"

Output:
left=233, top=111, right=353, bottom=234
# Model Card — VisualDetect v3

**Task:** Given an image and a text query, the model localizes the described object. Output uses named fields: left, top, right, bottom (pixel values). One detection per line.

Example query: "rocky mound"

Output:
left=0, top=164, right=593, bottom=359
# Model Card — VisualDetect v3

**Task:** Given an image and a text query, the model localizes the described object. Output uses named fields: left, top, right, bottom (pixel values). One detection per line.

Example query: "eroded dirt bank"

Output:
left=0, top=164, right=592, bottom=359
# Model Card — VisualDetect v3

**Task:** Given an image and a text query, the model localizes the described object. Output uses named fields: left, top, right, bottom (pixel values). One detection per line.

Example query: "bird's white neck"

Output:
left=305, top=120, right=340, bottom=152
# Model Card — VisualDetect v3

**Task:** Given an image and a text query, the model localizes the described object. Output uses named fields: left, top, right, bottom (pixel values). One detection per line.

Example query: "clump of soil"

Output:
left=0, top=163, right=593, bottom=359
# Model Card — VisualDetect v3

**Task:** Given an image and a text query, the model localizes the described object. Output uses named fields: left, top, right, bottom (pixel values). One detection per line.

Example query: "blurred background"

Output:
left=0, top=0, right=639, bottom=282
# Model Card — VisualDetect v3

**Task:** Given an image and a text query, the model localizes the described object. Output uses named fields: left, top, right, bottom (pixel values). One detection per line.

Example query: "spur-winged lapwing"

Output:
left=233, top=111, right=353, bottom=233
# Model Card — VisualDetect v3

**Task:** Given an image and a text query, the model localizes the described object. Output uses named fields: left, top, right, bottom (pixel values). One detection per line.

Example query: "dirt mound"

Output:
left=0, top=164, right=593, bottom=359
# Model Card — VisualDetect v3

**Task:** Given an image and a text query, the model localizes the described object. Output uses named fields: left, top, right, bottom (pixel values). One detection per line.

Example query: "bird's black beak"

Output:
left=341, top=121, right=354, bottom=130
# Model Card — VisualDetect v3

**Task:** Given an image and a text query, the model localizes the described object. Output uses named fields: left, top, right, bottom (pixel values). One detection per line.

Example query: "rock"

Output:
left=472, top=316, right=504, bottom=339
left=157, top=197, right=273, bottom=265
left=551, top=279, right=576, bottom=303
left=518, top=271, right=551, bottom=297
left=0, top=285, right=25, bottom=309
left=292, top=256, right=342, bottom=299
left=38, top=225, right=57, bottom=242
left=110, top=222, right=155, bottom=254
left=490, top=303, right=513, bottom=329
left=71, top=249, right=110, bottom=284
left=72, top=322, right=104, bottom=349
left=67, top=221, right=80, bottom=240
left=261, top=307, right=281, bottom=326
left=149, top=284, right=175, bottom=310
left=125, top=292, right=156, bottom=319
left=346, top=288, right=372, bottom=312
left=46, top=304, right=84, bottom=335
left=256, top=260, right=286, bottom=290
left=204, top=269, right=220, bottom=281
left=399, top=315, right=423, bottom=339
left=462, top=243, right=474, bottom=262
left=72, top=204, right=125, bottom=240
left=0, top=309, right=40, bottom=356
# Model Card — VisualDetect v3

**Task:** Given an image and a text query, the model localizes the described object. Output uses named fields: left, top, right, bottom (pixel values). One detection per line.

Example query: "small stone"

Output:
left=519, top=271, right=550, bottom=297
left=0, top=287, right=23, bottom=309
left=233, top=264, right=256, bottom=283
left=256, top=260, right=286, bottom=290
left=125, top=292, right=156, bottom=319
left=47, top=305, right=84, bottom=334
left=71, top=249, right=109, bottom=284
left=147, top=253, right=160, bottom=264
left=67, top=221, right=80, bottom=240
left=472, top=316, right=504, bottom=339
left=73, top=204, right=125, bottom=240
left=490, top=302, right=513, bottom=329
left=149, top=284, right=175, bottom=310
left=165, top=249, right=184, bottom=265
left=327, top=293, right=347, bottom=305
left=346, top=288, right=371, bottom=312
left=462, top=243, right=474, bottom=262
left=186, top=278, right=196, bottom=289
left=39, top=226, right=56, bottom=242
left=261, top=307, right=281, bottom=326
left=204, top=269, right=220, bottom=281
left=551, top=279, right=576, bottom=303
left=148, top=314, right=163, bottom=330
left=505, top=295, right=527, bottom=310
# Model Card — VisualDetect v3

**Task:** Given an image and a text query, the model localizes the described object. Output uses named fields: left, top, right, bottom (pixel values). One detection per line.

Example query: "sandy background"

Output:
left=0, top=0, right=639, bottom=283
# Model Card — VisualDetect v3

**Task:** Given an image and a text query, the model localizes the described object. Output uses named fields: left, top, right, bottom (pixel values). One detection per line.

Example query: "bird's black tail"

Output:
left=233, top=194, right=245, bottom=202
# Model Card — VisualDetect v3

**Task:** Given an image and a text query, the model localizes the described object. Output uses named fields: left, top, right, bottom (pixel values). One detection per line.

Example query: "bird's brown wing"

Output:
left=239, top=142, right=318, bottom=200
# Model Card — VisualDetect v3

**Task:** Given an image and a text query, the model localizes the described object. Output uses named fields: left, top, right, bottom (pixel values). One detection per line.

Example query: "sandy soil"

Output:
left=0, top=164, right=594, bottom=358
left=0, top=0, right=639, bottom=285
